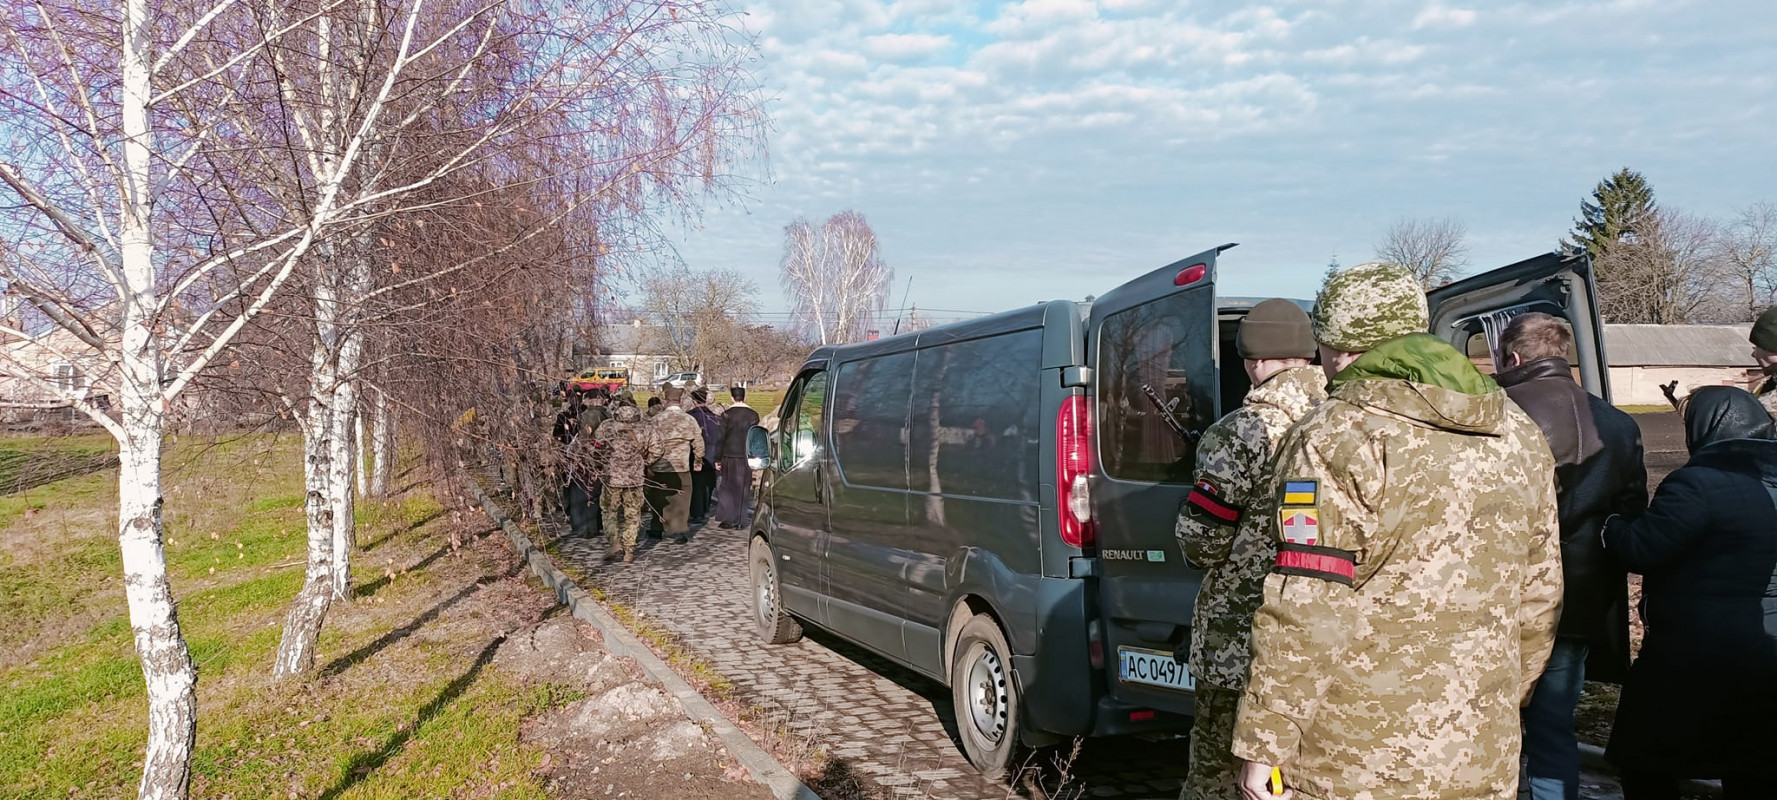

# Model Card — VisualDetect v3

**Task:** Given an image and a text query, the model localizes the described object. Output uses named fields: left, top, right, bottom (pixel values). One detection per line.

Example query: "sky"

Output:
left=666, top=0, right=1777, bottom=323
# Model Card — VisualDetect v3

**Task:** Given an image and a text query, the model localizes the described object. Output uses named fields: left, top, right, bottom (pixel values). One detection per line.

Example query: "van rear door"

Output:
left=1086, top=246, right=1225, bottom=717
left=1426, top=252, right=1609, bottom=399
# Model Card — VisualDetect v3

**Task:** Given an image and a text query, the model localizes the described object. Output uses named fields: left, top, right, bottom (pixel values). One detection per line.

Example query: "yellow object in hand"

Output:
left=1269, top=766, right=1284, bottom=796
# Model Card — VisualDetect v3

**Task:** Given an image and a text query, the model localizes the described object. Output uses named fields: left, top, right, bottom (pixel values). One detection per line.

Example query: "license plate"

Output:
left=1117, top=646, right=1195, bottom=692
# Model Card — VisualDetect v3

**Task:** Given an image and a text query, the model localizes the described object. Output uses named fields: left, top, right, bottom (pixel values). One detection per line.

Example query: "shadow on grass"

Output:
left=316, top=634, right=506, bottom=800
left=322, top=559, right=521, bottom=677
left=359, top=508, right=446, bottom=552
left=353, top=526, right=499, bottom=600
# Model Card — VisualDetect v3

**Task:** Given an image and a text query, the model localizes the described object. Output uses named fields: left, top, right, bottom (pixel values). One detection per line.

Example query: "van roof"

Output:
left=808, top=302, right=1057, bottom=363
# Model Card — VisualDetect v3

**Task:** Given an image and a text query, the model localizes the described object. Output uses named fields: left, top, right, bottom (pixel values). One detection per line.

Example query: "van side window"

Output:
left=831, top=352, right=916, bottom=490
left=783, top=371, right=828, bottom=470
left=1098, top=287, right=1214, bottom=483
left=908, top=330, right=1042, bottom=501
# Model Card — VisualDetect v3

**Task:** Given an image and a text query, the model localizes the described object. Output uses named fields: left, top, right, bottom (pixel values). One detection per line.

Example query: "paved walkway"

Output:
left=550, top=519, right=1188, bottom=799
left=545, top=512, right=1631, bottom=800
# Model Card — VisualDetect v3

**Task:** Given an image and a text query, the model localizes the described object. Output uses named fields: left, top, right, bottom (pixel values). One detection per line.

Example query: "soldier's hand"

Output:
left=1238, top=761, right=1291, bottom=800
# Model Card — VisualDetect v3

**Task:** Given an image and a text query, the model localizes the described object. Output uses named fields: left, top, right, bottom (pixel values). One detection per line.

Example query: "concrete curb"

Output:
left=468, top=481, right=822, bottom=800
left=1577, top=743, right=1721, bottom=797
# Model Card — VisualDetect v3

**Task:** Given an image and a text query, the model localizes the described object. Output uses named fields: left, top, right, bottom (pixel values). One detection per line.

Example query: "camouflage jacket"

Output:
left=588, top=405, right=659, bottom=488
left=1757, top=375, right=1777, bottom=417
left=648, top=406, right=706, bottom=473
left=1231, top=334, right=1562, bottom=800
left=1176, top=364, right=1327, bottom=691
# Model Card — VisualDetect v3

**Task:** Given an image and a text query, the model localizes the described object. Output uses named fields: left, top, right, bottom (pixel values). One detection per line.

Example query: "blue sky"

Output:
left=670, top=0, right=1777, bottom=321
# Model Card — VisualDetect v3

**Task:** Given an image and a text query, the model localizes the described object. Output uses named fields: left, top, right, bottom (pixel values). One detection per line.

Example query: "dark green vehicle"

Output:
left=744, top=245, right=1608, bottom=775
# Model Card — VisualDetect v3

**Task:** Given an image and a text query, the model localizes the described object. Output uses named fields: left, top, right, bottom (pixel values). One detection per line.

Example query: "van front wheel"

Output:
left=749, top=537, right=802, bottom=644
left=950, top=614, right=1024, bottom=777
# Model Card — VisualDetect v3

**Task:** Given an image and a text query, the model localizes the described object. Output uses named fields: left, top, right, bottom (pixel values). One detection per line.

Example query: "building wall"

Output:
left=1607, top=366, right=1763, bottom=405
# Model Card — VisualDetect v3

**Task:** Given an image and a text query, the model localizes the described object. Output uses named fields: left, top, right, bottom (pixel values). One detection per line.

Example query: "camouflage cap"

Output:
left=1312, top=262, right=1429, bottom=352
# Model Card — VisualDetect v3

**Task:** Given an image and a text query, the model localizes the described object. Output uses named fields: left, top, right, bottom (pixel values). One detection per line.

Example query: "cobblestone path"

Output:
left=550, top=519, right=1190, bottom=799
left=542, top=511, right=1631, bottom=800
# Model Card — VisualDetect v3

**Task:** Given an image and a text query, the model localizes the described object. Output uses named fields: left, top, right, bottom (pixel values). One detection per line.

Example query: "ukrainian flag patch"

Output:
left=1282, top=480, right=1318, bottom=506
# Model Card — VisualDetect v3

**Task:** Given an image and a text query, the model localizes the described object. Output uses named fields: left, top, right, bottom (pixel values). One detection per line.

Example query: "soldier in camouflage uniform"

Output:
left=1231, top=262, right=1563, bottom=800
left=589, top=400, right=659, bottom=563
left=1748, top=306, right=1777, bottom=417
left=1176, top=299, right=1327, bottom=800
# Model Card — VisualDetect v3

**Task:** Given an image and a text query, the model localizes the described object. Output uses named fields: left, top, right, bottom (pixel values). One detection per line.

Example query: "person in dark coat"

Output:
left=687, top=388, right=723, bottom=525
left=716, top=386, right=761, bottom=529
left=1601, top=386, right=1777, bottom=800
left=1494, top=313, right=1648, bottom=800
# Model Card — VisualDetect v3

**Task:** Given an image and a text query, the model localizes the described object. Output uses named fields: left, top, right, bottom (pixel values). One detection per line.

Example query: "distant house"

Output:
left=1604, top=324, right=1762, bottom=405
left=584, top=320, right=676, bottom=384
left=0, top=295, right=115, bottom=422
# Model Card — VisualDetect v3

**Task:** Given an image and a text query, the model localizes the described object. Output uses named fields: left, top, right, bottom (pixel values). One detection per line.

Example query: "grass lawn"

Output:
left=0, top=432, right=117, bottom=494
left=0, top=433, right=568, bottom=799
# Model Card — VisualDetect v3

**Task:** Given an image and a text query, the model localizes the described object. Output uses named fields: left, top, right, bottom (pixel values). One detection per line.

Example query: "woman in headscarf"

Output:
left=1601, top=386, right=1777, bottom=799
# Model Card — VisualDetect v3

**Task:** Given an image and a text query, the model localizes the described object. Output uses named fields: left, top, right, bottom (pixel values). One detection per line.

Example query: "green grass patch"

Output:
left=0, top=433, right=560, bottom=800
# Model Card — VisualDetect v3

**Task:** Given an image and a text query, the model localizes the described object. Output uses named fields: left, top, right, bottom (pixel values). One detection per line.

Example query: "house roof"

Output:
left=1605, top=324, right=1756, bottom=367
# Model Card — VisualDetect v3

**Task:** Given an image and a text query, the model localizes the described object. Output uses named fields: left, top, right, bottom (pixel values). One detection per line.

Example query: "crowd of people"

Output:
left=553, top=383, right=760, bottom=563
left=1176, top=264, right=1777, bottom=800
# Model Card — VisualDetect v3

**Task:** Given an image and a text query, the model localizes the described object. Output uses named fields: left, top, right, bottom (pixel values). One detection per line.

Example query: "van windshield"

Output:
left=1096, top=287, right=1215, bottom=483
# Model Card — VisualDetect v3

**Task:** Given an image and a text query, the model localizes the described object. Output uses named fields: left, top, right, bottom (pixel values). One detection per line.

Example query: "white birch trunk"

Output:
left=354, top=406, right=367, bottom=498
left=274, top=393, right=336, bottom=678
left=275, top=271, right=341, bottom=676
left=116, top=2, right=199, bottom=798
left=369, top=387, right=394, bottom=497
left=328, top=362, right=359, bottom=600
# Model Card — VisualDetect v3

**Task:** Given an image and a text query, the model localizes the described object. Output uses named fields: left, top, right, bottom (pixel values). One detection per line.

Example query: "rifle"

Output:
left=1141, top=383, right=1199, bottom=445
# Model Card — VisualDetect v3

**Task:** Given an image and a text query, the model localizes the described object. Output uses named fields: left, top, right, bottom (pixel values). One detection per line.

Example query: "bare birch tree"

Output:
left=1595, top=208, right=1726, bottom=324
left=1720, top=201, right=1777, bottom=321
left=1374, top=216, right=1470, bottom=290
left=779, top=210, right=892, bottom=345
left=637, top=265, right=758, bottom=377
left=0, top=0, right=763, bottom=796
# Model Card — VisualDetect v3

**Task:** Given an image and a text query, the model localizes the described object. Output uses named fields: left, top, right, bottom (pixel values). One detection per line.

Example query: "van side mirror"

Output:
left=747, top=425, right=770, bottom=470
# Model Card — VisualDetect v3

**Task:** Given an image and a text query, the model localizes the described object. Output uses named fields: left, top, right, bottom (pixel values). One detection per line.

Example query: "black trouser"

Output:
left=1620, top=771, right=1761, bottom=800
left=689, top=458, right=717, bottom=522
left=566, top=480, right=601, bottom=537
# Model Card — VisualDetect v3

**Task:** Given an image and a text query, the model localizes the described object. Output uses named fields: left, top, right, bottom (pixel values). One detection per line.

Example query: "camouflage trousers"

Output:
left=1182, top=683, right=1241, bottom=800
left=601, top=485, right=644, bottom=556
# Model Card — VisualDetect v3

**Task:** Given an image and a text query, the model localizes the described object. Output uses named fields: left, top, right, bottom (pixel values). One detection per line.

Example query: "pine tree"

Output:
left=1318, top=254, right=1342, bottom=294
left=1562, top=167, right=1656, bottom=260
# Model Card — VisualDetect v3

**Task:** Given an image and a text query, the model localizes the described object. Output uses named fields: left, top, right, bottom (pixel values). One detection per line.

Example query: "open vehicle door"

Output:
left=1086, top=245, right=1229, bottom=718
left=1426, top=252, right=1609, bottom=399
left=1427, top=251, right=1630, bottom=684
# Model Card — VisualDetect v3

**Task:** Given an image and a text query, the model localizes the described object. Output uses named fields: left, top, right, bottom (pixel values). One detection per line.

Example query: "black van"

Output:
left=743, top=246, right=1608, bottom=776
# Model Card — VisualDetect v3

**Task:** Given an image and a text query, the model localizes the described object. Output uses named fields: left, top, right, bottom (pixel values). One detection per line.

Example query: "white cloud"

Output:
left=669, top=0, right=1774, bottom=319
left=1300, top=38, right=1428, bottom=66
left=861, top=33, right=954, bottom=61
left=1412, top=5, right=1477, bottom=30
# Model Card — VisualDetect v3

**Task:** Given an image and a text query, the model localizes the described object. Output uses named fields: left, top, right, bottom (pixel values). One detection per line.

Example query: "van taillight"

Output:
left=1056, top=394, right=1095, bottom=548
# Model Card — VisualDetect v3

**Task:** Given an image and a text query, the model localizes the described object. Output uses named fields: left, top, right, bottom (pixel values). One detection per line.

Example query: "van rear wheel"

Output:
left=950, top=613, right=1024, bottom=777
left=749, top=537, right=802, bottom=644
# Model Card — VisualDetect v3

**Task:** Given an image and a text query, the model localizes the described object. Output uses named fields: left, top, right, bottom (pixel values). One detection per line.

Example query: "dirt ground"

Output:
left=498, top=615, right=774, bottom=800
